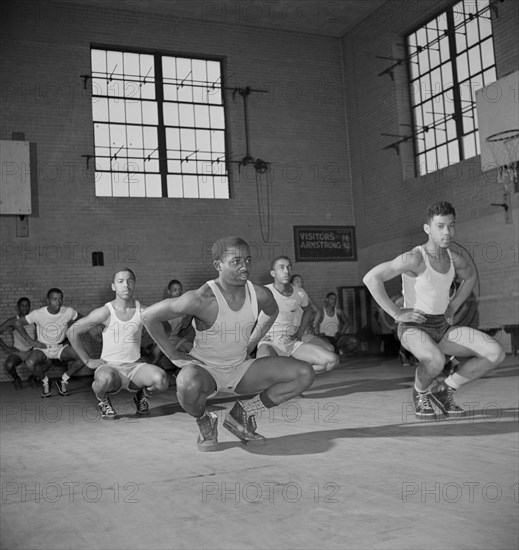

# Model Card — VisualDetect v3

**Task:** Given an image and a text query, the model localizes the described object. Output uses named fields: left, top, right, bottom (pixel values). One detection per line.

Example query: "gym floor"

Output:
left=1, top=354, right=517, bottom=550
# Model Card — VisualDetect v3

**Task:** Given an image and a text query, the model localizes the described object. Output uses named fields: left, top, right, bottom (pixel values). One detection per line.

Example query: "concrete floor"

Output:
left=1, top=354, right=517, bottom=550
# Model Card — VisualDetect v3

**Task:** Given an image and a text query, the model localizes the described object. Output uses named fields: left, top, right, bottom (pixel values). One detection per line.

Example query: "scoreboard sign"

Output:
left=293, top=226, right=357, bottom=262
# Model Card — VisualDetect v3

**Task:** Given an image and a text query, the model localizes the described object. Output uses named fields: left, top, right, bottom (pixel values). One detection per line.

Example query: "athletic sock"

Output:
left=42, top=375, right=49, bottom=384
left=444, top=372, right=471, bottom=390
left=239, top=391, right=277, bottom=414
left=196, top=411, right=210, bottom=423
left=414, top=384, right=429, bottom=394
left=62, top=373, right=70, bottom=382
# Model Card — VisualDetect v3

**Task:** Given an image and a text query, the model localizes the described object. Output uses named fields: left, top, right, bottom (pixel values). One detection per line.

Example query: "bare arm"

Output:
left=141, top=291, right=203, bottom=366
left=248, top=285, right=279, bottom=354
left=362, top=251, right=427, bottom=324
left=313, top=308, right=323, bottom=334
left=66, top=306, right=110, bottom=368
left=14, top=316, right=44, bottom=349
left=296, top=304, right=314, bottom=340
left=446, top=254, right=477, bottom=323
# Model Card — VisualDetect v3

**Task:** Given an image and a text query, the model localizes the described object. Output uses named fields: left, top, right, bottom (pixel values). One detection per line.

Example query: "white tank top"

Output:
left=13, top=317, right=36, bottom=351
left=263, top=284, right=309, bottom=341
left=319, top=307, right=340, bottom=337
left=402, top=246, right=454, bottom=315
left=190, top=280, right=258, bottom=368
left=101, top=301, right=143, bottom=363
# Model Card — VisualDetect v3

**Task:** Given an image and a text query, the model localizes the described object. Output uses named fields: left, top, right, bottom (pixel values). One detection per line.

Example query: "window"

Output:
left=91, top=48, right=229, bottom=198
left=407, top=0, right=496, bottom=176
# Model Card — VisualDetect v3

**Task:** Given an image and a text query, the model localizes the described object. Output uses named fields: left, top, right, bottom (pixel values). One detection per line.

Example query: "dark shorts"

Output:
left=397, top=314, right=452, bottom=345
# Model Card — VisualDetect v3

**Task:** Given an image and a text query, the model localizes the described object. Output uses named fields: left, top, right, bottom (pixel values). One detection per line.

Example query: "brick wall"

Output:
left=0, top=0, right=358, bottom=381
left=343, top=0, right=519, bottom=351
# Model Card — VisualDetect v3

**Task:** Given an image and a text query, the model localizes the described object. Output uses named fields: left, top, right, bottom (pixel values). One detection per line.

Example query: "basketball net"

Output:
left=486, top=129, right=519, bottom=193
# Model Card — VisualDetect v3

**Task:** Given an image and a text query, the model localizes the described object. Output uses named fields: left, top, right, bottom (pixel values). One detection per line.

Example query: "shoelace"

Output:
left=101, top=400, right=115, bottom=414
left=198, top=414, right=215, bottom=438
left=446, top=387, right=459, bottom=409
left=418, top=393, right=431, bottom=409
left=137, top=395, right=148, bottom=411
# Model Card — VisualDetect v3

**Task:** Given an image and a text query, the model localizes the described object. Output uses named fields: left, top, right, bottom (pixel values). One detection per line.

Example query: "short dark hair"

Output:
left=113, top=267, right=136, bottom=282
left=290, top=274, right=302, bottom=283
left=17, top=297, right=30, bottom=307
left=168, top=279, right=182, bottom=291
left=326, top=292, right=336, bottom=299
left=425, top=201, right=456, bottom=224
left=271, top=255, right=291, bottom=270
left=47, top=288, right=63, bottom=299
left=211, top=236, right=249, bottom=262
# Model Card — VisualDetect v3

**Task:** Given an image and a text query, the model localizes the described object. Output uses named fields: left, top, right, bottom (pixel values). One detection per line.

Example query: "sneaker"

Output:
left=413, top=388, right=435, bottom=418
left=196, top=412, right=219, bottom=452
left=41, top=379, right=52, bottom=398
left=134, top=389, right=150, bottom=415
left=55, top=379, right=69, bottom=396
left=430, top=382, right=464, bottom=416
left=98, top=397, right=117, bottom=419
left=223, top=401, right=266, bottom=443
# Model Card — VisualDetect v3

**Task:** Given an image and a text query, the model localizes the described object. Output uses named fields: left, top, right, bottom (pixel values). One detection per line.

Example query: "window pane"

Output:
left=125, top=100, right=142, bottom=124
left=112, top=174, right=129, bottom=197
left=142, top=102, right=157, bottom=124
left=448, top=140, right=460, bottom=163
left=214, top=177, right=229, bottom=199
left=457, top=52, right=469, bottom=82
left=441, top=63, right=453, bottom=88
left=95, top=172, right=112, bottom=196
left=108, top=98, right=125, bottom=123
left=163, top=102, right=179, bottom=126
left=463, top=133, right=476, bottom=158
left=146, top=175, right=162, bottom=197
left=183, top=175, right=199, bottom=198
left=466, top=18, right=479, bottom=48
left=194, top=104, right=210, bottom=127
left=468, top=45, right=481, bottom=74
left=129, top=172, right=146, bottom=197
left=199, top=174, right=215, bottom=198
left=167, top=175, right=183, bottom=197
left=179, top=103, right=194, bottom=126
left=92, top=98, right=108, bottom=121
left=481, top=38, right=494, bottom=69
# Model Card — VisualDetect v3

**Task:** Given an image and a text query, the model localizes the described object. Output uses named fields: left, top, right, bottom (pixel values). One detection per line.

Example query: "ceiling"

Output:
left=61, top=0, right=388, bottom=37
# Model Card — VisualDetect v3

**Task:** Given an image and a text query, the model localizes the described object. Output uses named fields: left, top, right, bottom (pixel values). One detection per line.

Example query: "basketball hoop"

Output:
left=486, top=129, right=519, bottom=193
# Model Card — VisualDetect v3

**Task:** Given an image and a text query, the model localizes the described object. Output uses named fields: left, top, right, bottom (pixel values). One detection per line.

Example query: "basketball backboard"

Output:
left=476, top=69, right=519, bottom=173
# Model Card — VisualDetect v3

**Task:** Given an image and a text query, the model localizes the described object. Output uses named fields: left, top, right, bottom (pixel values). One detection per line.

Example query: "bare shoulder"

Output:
left=83, top=303, right=111, bottom=324
left=184, top=284, right=217, bottom=313
left=398, top=248, right=424, bottom=274
left=251, top=282, right=274, bottom=304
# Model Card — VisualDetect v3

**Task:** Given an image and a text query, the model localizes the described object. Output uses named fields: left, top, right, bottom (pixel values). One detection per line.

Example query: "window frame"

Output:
left=406, top=0, right=497, bottom=176
left=90, top=44, right=231, bottom=199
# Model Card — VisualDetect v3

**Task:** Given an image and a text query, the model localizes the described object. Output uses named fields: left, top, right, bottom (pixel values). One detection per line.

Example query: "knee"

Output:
left=94, top=370, right=117, bottom=388
left=416, top=350, right=445, bottom=374
left=176, top=370, right=204, bottom=396
left=153, top=369, right=169, bottom=391
left=24, top=356, right=40, bottom=373
left=329, top=353, right=340, bottom=370
left=486, top=343, right=506, bottom=366
left=297, top=362, right=315, bottom=388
